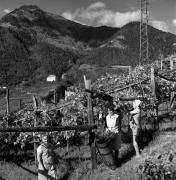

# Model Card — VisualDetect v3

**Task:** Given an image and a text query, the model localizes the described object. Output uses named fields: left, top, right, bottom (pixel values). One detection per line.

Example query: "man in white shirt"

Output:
left=106, top=106, right=121, bottom=165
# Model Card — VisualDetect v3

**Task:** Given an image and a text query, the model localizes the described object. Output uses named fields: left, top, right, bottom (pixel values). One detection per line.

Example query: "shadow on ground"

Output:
left=119, top=128, right=155, bottom=167
left=117, top=113, right=176, bottom=167
left=0, top=152, right=37, bottom=177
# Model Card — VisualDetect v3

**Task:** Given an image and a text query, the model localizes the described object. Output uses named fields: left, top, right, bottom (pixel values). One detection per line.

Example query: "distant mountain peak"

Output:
left=10, top=5, right=44, bottom=20
left=13, top=5, right=66, bottom=21
left=12, top=5, right=44, bottom=16
left=17, top=5, right=41, bottom=11
left=0, top=5, right=47, bottom=28
left=0, top=5, right=71, bottom=29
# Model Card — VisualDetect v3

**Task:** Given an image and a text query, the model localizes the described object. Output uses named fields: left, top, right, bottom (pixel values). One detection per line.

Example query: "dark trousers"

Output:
left=114, top=150, right=119, bottom=165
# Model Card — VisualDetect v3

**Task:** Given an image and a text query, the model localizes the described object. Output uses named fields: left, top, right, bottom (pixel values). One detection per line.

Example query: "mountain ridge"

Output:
left=0, top=5, right=175, bottom=86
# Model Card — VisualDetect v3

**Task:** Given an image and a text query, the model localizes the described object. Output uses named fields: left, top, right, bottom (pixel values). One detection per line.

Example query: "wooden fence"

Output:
left=0, top=67, right=176, bottom=172
left=0, top=125, right=97, bottom=133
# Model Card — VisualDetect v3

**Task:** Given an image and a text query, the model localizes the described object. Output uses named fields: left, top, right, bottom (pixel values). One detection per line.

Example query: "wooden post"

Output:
left=86, top=80, right=93, bottom=123
left=151, top=66, right=156, bottom=100
left=127, top=113, right=130, bottom=132
left=84, top=77, right=97, bottom=171
left=160, top=54, right=163, bottom=70
left=129, top=66, right=132, bottom=75
left=151, top=66, right=158, bottom=129
left=83, top=75, right=87, bottom=89
left=32, top=95, right=38, bottom=170
left=53, top=89, right=57, bottom=104
left=6, top=88, right=10, bottom=127
left=170, top=58, right=174, bottom=70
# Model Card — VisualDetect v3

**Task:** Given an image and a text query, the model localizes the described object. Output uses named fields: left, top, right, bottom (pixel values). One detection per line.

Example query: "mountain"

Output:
left=79, top=22, right=176, bottom=67
left=0, top=5, right=119, bottom=48
left=0, top=5, right=119, bottom=86
left=0, top=5, right=175, bottom=86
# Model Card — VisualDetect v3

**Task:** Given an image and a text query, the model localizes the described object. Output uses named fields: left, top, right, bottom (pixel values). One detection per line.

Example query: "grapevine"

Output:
left=0, top=64, right=175, bottom=157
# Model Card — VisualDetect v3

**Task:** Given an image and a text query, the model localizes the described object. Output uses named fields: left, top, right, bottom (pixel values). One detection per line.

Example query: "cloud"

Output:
left=3, top=9, right=11, bottom=14
left=98, top=10, right=140, bottom=27
left=172, top=19, right=176, bottom=26
left=62, top=10, right=74, bottom=20
left=62, top=2, right=140, bottom=27
left=150, top=20, right=169, bottom=32
left=62, top=1, right=169, bottom=32
left=87, top=2, right=105, bottom=10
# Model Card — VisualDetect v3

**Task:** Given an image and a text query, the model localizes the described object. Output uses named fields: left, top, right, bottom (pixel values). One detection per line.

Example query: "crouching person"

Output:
left=129, top=99, right=141, bottom=157
left=105, top=105, right=121, bottom=166
left=37, top=134, right=58, bottom=180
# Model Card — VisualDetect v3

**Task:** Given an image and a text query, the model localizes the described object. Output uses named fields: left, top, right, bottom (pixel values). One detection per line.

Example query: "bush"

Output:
left=136, top=160, right=176, bottom=180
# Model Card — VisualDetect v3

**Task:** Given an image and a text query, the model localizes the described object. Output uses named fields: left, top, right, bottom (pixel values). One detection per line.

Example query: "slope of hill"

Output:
left=0, top=5, right=176, bottom=86
left=1, top=5, right=119, bottom=43
left=79, top=22, right=176, bottom=67
left=0, top=5, right=119, bottom=86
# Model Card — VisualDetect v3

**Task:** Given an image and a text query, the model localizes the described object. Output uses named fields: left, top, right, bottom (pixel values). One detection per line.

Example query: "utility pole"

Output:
left=139, top=0, right=149, bottom=65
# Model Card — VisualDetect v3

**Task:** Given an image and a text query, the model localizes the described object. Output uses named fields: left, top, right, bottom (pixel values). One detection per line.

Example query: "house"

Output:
left=46, top=75, right=56, bottom=82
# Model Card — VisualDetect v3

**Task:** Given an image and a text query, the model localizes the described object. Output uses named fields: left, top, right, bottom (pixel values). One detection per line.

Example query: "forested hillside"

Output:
left=0, top=5, right=176, bottom=86
left=79, top=22, right=176, bottom=67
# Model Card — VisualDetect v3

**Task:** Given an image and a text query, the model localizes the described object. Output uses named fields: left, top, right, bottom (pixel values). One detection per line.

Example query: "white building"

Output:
left=46, top=75, right=56, bottom=82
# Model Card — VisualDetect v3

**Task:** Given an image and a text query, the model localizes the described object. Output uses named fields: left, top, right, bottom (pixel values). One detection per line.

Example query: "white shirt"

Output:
left=130, top=107, right=140, bottom=127
left=37, top=143, right=55, bottom=170
left=130, top=107, right=140, bottom=115
left=106, top=113, right=119, bottom=133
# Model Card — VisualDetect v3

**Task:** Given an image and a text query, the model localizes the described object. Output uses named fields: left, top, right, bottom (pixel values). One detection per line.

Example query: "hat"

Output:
left=133, top=99, right=141, bottom=108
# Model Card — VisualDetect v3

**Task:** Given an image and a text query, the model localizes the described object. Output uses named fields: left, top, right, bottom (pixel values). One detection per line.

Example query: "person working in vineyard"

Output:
left=113, top=100, right=123, bottom=133
left=105, top=105, right=121, bottom=165
left=37, top=134, right=59, bottom=180
left=129, top=99, right=141, bottom=157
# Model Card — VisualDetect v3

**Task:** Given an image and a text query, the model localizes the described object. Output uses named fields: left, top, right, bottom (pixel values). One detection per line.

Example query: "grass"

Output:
left=1, top=114, right=176, bottom=180
left=0, top=161, right=37, bottom=180
left=0, top=145, right=90, bottom=180
left=0, top=126, right=176, bottom=180
left=80, top=130, right=176, bottom=180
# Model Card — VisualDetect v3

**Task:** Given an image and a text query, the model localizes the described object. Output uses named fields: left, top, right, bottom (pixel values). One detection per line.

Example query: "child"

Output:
left=129, top=99, right=141, bottom=157
left=37, top=134, right=58, bottom=180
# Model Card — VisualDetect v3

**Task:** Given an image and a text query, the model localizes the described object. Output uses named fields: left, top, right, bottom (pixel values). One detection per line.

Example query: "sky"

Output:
left=0, top=0, right=175, bottom=34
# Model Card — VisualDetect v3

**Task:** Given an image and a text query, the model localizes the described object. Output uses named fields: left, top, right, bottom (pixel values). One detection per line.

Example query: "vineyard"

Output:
left=0, top=63, right=176, bottom=180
